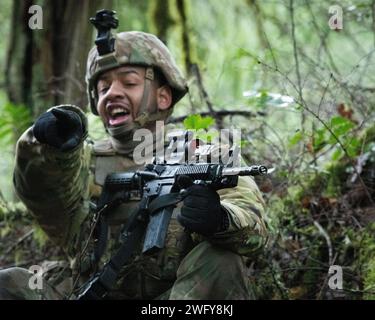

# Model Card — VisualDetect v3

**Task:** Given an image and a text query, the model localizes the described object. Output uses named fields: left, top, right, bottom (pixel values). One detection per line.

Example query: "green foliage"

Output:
left=0, top=201, right=29, bottom=225
left=288, top=131, right=303, bottom=147
left=324, top=163, right=349, bottom=197
left=0, top=0, right=374, bottom=300
left=0, top=102, right=32, bottom=145
left=329, top=117, right=355, bottom=139
left=0, top=0, right=11, bottom=84
left=0, top=98, right=32, bottom=200
left=115, top=0, right=149, bottom=31
left=183, top=114, right=215, bottom=130
left=87, top=112, right=107, bottom=141
left=358, top=223, right=375, bottom=300
left=266, top=143, right=375, bottom=299
left=245, top=90, right=295, bottom=110
left=255, top=91, right=270, bottom=109
left=183, top=114, right=218, bottom=143
left=364, top=257, right=375, bottom=300
left=301, top=116, right=362, bottom=162
left=147, top=0, right=174, bottom=42
left=32, top=224, right=48, bottom=249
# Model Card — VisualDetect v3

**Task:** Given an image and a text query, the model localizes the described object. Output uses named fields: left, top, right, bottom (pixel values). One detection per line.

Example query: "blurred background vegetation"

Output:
left=0, top=0, right=374, bottom=299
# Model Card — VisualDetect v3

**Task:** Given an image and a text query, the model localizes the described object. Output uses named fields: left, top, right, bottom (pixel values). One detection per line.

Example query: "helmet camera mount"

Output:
left=90, top=9, right=119, bottom=56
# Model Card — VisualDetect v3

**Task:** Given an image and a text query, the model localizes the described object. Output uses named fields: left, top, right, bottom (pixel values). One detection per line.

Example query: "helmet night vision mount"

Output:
left=90, top=9, right=119, bottom=56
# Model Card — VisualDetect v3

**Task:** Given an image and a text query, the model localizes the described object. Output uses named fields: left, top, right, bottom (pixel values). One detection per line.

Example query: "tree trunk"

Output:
left=148, top=0, right=174, bottom=45
left=5, top=0, right=112, bottom=116
left=176, top=0, right=193, bottom=76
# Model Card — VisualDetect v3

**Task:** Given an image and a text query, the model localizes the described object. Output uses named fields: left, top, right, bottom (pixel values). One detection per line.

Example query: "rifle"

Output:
left=77, top=162, right=269, bottom=299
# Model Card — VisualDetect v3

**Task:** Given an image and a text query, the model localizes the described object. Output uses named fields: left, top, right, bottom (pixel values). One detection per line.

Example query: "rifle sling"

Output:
left=77, top=219, right=145, bottom=300
left=147, top=192, right=184, bottom=215
left=78, top=197, right=148, bottom=300
left=90, top=190, right=130, bottom=268
left=77, top=192, right=184, bottom=300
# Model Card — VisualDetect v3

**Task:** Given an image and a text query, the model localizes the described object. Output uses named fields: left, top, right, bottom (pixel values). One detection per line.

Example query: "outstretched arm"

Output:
left=13, top=105, right=91, bottom=255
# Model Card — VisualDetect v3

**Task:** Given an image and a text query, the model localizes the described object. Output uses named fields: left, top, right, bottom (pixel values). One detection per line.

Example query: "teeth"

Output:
left=110, top=107, right=129, bottom=117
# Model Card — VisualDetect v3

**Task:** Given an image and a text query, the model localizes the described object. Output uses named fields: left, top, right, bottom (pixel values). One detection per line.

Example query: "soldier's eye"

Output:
left=99, top=87, right=109, bottom=94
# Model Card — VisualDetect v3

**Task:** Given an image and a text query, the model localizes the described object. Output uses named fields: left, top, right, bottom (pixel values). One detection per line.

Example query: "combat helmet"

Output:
left=86, top=31, right=188, bottom=119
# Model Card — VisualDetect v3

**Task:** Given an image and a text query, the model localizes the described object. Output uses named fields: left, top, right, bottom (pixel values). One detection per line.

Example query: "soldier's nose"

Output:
left=106, top=80, right=125, bottom=100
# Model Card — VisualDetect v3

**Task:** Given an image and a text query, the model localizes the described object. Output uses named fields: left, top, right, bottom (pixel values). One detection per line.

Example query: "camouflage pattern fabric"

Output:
left=169, top=241, right=255, bottom=300
left=3, top=105, right=268, bottom=300
left=86, top=31, right=188, bottom=115
left=0, top=267, right=60, bottom=300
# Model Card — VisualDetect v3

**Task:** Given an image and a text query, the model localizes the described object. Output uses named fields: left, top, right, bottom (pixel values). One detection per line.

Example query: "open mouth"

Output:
left=107, top=105, right=131, bottom=126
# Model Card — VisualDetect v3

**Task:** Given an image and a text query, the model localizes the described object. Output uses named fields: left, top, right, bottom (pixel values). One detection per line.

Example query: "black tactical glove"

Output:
left=177, top=181, right=229, bottom=236
left=33, top=108, right=85, bottom=152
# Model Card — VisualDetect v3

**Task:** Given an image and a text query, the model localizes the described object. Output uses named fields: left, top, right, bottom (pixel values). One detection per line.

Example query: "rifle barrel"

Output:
left=222, top=165, right=268, bottom=176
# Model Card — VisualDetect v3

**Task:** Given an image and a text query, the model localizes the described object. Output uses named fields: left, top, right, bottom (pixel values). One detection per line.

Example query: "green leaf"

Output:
left=0, top=225, right=11, bottom=238
left=0, top=127, right=13, bottom=140
left=330, top=116, right=347, bottom=127
left=0, top=102, right=32, bottom=145
left=33, top=225, right=48, bottom=248
left=183, top=114, right=215, bottom=130
left=313, top=128, right=327, bottom=151
left=195, top=130, right=219, bottom=143
left=278, top=170, right=290, bottom=178
left=294, top=103, right=303, bottom=111
left=240, top=139, right=250, bottom=148
left=346, top=137, right=361, bottom=158
left=333, top=123, right=355, bottom=137
left=234, top=48, right=256, bottom=60
left=332, top=148, right=343, bottom=161
left=256, top=91, right=270, bottom=109
left=330, top=116, right=355, bottom=137
left=289, top=131, right=303, bottom=147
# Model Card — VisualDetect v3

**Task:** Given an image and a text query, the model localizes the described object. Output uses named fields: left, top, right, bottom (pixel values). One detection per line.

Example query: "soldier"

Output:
left=0, top=30, right=268, bottom=300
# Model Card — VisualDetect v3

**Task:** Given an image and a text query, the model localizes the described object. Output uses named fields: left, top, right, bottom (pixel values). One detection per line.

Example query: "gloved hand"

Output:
left=177, top=180, right=229, bottom=236
left=33, top=108, right=85, bottom=152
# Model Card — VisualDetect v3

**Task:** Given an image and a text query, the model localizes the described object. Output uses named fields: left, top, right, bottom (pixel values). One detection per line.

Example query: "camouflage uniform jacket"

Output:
left=13, top=105, right=268, bottom=299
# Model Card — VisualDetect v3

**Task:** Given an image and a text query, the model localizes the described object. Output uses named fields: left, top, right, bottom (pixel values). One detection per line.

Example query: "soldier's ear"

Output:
left=156, top=85, right=172, bottom=110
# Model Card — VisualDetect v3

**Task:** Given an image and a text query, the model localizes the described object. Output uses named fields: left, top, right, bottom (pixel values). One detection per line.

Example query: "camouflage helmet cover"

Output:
left=86, top=31, right=188, bottom=115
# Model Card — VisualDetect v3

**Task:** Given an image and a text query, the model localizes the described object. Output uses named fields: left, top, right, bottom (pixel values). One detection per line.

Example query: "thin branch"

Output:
left=253, top=54, right=375, bottom=206
left=313, top=221, right=333, bottom=266
left=298, top=49, right=372, bottom=119
left=288, top=0, right=307, bottom=121
left=317, top=252, right=338, bottom=300
left=301, top=102, right=375, bottom=206
left=0, top=190, right=6, bottom=203
left=168, top=110, right=261, bottom=123
left=304, top=0, right=341, bottom=75
left=1, top=229, right=34, bottom=258
left=67, top=204, right=108, bottom=299
left=189, top=64, right=224, bottom=129
left=266, top=252, right=289, bottom=299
